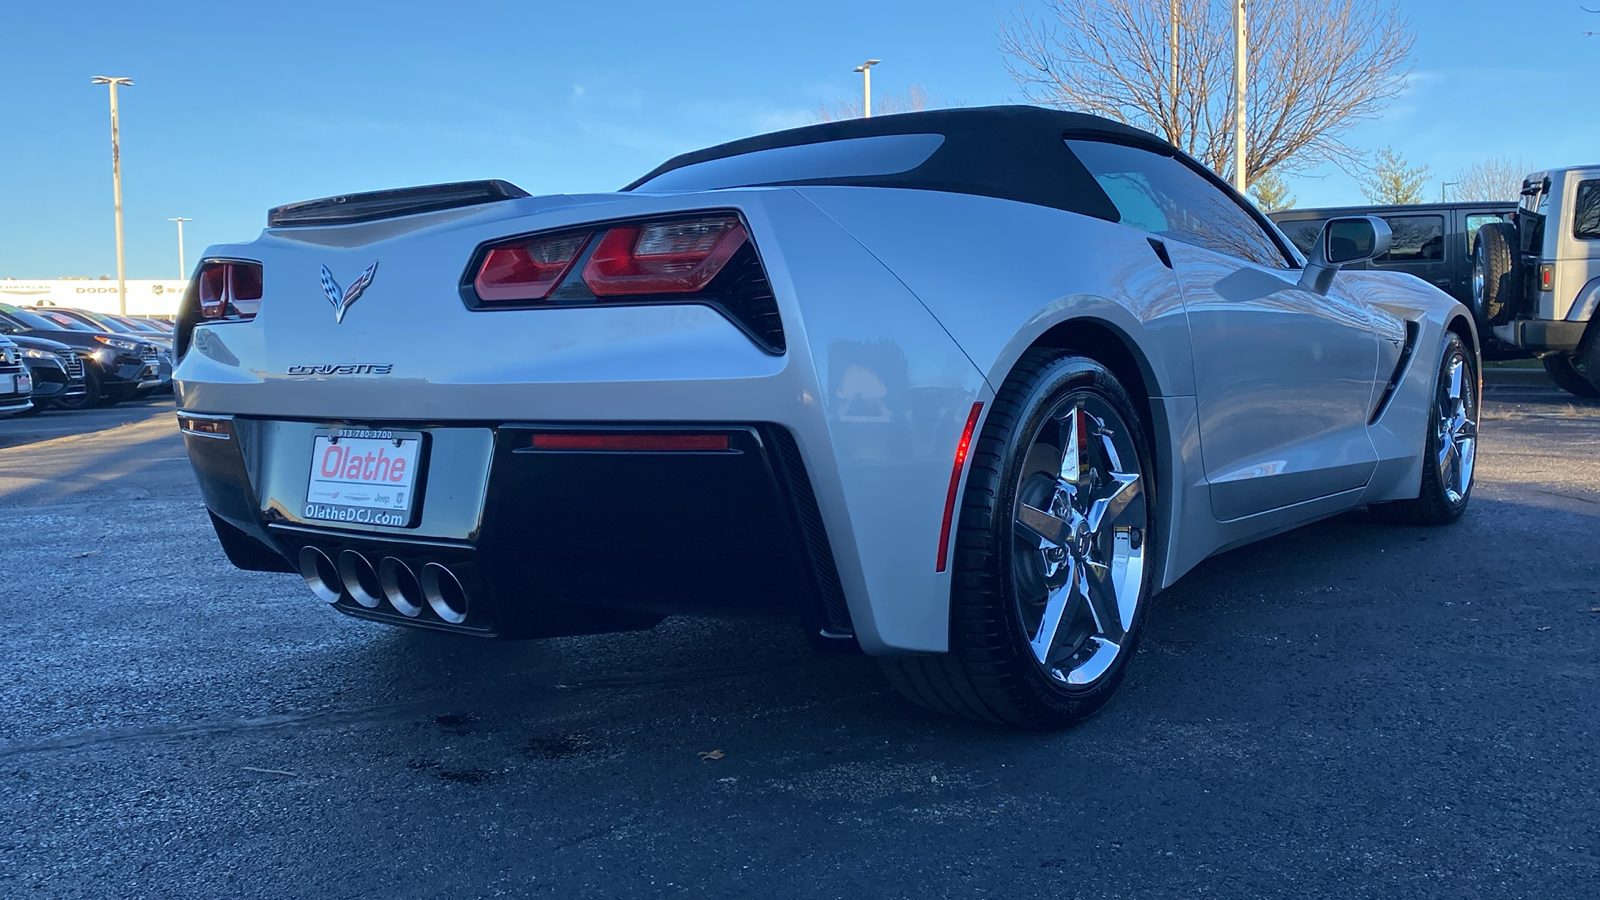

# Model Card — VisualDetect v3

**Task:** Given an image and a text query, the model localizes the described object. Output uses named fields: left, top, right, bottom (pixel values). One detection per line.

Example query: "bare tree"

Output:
left=1360, top=146, right=1429, bottom=204
left=999, top=0, right=1414, bottom=185
left=1452, top=156, right=1529, bottom=202
left=1249, top=169, right=1296, bottom=211
left=815, top=84, right=934, bottom=123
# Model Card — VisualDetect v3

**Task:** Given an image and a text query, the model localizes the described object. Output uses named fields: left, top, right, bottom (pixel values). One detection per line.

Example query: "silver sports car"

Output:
left=175, top=106, right=1479, bottom=729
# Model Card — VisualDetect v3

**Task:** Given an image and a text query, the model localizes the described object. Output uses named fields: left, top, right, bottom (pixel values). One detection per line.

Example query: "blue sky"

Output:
left=2, top=0, right=1596, bottom=278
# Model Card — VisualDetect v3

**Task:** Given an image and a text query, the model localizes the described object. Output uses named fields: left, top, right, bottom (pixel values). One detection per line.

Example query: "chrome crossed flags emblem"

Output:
left=320, top=261, right=379, bottom=324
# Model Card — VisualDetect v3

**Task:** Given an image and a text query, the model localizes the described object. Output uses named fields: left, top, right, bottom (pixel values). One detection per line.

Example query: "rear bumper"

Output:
left=1492, top=319, right=1585, bottom=352
left=185, top=417, right=853, bottom=643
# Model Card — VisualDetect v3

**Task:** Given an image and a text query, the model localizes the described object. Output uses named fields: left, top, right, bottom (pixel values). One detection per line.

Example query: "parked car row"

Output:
left=0, top=303, right=174, bottom=417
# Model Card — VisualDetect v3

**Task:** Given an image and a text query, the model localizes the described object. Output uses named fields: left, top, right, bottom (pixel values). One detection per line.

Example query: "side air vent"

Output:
left=268, top=180, right=530, bottom=228
left=1369, top=320, right=1421, bottom=425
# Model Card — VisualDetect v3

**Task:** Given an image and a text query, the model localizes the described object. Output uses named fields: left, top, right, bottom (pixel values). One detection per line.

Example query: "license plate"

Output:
left=0, top=374, right=13, bottom=395
left=303, top=429, right=423, bottom=527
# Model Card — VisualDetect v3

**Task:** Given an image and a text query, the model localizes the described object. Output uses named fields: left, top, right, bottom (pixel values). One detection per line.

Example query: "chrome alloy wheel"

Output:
left=1471, top=247, right=1486, bottom=308
left=1436, top=349, right=1478, bottom=504
left=1011, top=393, right=1148, bottom=688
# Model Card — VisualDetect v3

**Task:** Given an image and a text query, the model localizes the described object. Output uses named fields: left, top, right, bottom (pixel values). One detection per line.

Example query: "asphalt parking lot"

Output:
left=1, top=378, right=1597, bottom=899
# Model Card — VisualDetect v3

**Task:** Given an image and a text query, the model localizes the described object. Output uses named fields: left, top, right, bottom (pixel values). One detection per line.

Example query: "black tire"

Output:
left=1471, top=223, right=1522, bottom=328
left=92, top=382, right=127, bottom=408
left=1372, top=331, right=1478, bottom=525
left=51, top=365, right=100, bottom=411
left=880, top=351, right=1157, bottom=730
left=1541, top=352, right=1600, bottom=398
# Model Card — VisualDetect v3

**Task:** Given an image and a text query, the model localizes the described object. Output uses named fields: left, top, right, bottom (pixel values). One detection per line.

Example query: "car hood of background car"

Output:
left=1, top=325, right=142, bottom=353
left=7, top=333, right=74, bottom=353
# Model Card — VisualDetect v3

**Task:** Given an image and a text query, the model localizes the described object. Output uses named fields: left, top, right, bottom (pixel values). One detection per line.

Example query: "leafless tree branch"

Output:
left=814, top=84, right=936, bottom=123
left=1452, top=156, right=1530, bottom=202
left=999, top=0, right=1414, bottom=185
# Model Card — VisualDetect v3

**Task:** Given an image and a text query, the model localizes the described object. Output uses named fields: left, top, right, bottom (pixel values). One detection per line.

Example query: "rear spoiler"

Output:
left=267, top=180, right=530, bottom=227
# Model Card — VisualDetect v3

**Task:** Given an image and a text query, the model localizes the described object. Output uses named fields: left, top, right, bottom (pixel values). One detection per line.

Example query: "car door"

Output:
left=1371, top=213, right=1450, bottom=293
left=1067, top=139, right=1381, bottom=521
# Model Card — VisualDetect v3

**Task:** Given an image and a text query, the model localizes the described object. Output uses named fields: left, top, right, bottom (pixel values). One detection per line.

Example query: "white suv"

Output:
left=1474, top=165, right=1600, bottom=395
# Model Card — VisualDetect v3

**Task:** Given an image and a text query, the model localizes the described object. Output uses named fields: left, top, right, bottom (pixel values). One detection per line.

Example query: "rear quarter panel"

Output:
left=795, top=186, right=1194, bottom=395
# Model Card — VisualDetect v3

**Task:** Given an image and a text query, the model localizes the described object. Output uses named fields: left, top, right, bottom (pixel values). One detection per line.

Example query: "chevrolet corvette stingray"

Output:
left=175, top=106, right=1479, bottom=728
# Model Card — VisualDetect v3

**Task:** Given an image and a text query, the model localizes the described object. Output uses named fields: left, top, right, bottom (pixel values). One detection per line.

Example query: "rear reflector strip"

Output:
left=178, top=413, right=233, bottom=440
left=524, top=433, right=732, bottom=453
left=936, top=402, right=984, bottom=573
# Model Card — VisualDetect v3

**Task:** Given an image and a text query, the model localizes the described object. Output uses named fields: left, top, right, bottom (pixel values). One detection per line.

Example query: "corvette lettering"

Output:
left=286, top=364, right=393, bottom=376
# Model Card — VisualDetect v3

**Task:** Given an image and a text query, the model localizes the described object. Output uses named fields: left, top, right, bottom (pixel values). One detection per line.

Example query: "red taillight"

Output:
left=475, top=232, right=590, bottom=301
left=197, top=261, right=263, bottom=319
left=936, top=402, right=985, bottom=573
left=582, top=217, right=747, bottom=296
left=1538, top=263, right=1554, bottom=291
left=198, top=263, right=228, bottom=318
left=526, top=433, right=731, bottom=452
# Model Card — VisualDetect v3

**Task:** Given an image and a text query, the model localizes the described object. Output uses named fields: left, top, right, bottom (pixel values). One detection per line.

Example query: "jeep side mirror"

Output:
left=1299, top=215, right=1392, bottom=294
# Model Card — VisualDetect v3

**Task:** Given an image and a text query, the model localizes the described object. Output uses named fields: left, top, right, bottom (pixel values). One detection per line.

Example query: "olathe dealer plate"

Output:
left=304, top=428, right=423, bottom=527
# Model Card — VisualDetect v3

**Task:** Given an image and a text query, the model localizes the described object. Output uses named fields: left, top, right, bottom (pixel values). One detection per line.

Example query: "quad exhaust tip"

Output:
left=298, top=546, right=342, bottom=605
left=421, top=562, right=469, bottom=624
left=300, top=546, right=469, bottom=624
left=378, top=557, right=424, bottom=618
left=337, top=550, right=383, bottom=610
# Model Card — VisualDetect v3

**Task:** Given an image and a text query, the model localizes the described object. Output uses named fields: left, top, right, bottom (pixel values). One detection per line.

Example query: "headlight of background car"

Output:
left=92, top=334, right=140, bottom=353
left=20, top=347, right=54, bottom=359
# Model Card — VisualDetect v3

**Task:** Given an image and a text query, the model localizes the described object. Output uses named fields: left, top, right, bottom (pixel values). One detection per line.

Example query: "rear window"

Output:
left=1380, top=215, right=1444, bottom=262
left=632, top=133, right=945, bottom=192
left=1465, top=213, right=1509, bottom=252
left=0, top=305, right=65, bottom=331
left=38, top=310, right=98, bottom=332
left=1574, top=180, right=1600, bottom=240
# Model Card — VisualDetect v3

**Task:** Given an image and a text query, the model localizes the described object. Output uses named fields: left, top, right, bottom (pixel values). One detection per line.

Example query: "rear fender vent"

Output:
left=706, top=243, right=784, bottom=354
left=766, top=427, right=852, bottom=638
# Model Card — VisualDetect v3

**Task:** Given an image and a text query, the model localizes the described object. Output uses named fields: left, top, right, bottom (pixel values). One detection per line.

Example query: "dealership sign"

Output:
left=0, top=279, right=188, bottom=315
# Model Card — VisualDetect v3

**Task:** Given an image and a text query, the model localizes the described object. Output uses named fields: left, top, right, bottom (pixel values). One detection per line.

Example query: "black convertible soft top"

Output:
left=625, top=105, right=1174, bottom=220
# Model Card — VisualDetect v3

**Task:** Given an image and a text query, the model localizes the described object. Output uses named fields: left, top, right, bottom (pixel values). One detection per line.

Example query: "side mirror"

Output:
left=1298, top=215, right=1391, bottom=294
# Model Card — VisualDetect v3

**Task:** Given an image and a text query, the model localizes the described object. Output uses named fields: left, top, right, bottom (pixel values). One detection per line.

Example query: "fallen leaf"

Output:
left=1589, top=607, right=1600, bottom=613
left=71, top=551, right=100, bottom=559
left=1536, top=626, right=1551, bottom=632
left=698, top=749, right=725, bottom=762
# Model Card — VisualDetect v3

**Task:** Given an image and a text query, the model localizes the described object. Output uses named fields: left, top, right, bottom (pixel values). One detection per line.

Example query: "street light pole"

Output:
left=853, top=59, right=881, bottom=118
left=1170, top=0, right=1179, bottom=125
left=1441, top=181, right=1458, bottom=203
left=92, top=76, right=134, bottom=315
left=1232, top=0, right=1247, bottom=193
left=168, top=217, right=192, bottom=279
